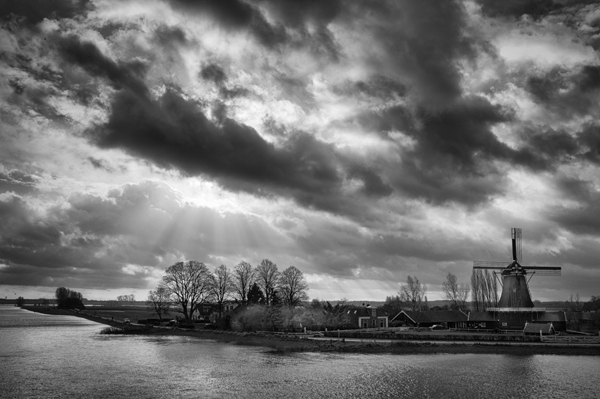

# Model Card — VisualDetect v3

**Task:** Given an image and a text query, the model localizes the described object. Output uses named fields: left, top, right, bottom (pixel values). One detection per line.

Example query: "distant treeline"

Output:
left=55, top=287, right=85, bottom=309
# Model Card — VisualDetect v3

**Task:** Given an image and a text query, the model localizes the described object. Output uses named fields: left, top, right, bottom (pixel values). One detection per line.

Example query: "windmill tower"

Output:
left=473, top=228, right=561, bottom=310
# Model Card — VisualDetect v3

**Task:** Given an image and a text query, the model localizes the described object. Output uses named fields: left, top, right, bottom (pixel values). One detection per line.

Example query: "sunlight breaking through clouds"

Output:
left=1, top=0, right=600, bottom=301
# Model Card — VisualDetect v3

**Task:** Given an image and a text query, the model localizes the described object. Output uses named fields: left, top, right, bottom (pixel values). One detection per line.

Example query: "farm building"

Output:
left=523, top=322, right=555, bottom=335
left=347, top=305, right=388, bottom=328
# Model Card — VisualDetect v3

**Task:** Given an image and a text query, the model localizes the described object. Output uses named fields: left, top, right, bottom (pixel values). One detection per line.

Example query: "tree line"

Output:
left=55, top=287, right=85, bottom=309
left=147, top=259, right=309, bottom=322
left=381, top=269, right=498, bottom=316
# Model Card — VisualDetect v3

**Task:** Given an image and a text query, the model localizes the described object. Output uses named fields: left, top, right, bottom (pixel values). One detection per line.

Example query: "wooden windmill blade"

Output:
left=521, top=265, right=561, bottom=276
left=512, top=227, right=522, bottom=263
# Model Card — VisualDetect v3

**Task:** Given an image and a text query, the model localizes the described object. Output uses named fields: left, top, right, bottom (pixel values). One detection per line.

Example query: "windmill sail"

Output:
left=472, top=228, right=561, bottom=310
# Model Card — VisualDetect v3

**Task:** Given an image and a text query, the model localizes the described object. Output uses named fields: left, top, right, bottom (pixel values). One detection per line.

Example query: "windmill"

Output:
left=473, top=228, right=561, bottom=309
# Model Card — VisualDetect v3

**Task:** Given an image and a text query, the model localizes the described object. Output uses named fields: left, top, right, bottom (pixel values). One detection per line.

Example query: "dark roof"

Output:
left=524, top=322, right=554, bottom=334
left=392, top=310, right=468, bottom=324
left=538, top=312, right=566, bottom=322
left=566, top=311, right=596, bottom=321
left=347, top=306, right=386, bottom=318
left=467, top=311, right=497, bottom=322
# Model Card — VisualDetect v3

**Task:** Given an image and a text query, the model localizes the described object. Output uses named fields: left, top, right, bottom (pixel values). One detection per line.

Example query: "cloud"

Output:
left=0, top=181, right=294, bottom=289
left=168, top=0, right=286, bottom=47
left=93, top=87, right=341, bottom=197
left=380, top=96, right=546, bottom=205
left=0, top=0, right=93, bottom=24
left=200, top=63, right=227, bottom=85
left=0, top=169, right=38, bottom=195
left=525, top=64, right=600, bottom=117
left=346, top=0, right=481, bottom=107
left=549, top=176, right=600, bottom=237
left=57, top=35, right=149, bottom=97
left=52, top=38, right=389, bottom=214
left=475, top=0, right=559, bottom=20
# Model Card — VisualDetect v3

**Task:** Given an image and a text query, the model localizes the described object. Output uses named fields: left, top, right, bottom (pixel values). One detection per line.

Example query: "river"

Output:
left=0, top=306, right=598, bottom=398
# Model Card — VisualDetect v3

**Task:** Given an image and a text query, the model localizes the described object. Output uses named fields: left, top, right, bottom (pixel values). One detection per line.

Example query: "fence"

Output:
left=541, top=335, right=600, bottom=344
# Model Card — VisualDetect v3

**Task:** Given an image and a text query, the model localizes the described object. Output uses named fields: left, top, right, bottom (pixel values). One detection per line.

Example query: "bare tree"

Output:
left=255, top=259, right=280, bottom=305
left=279, top=266, right=309, bottom=307
left=233, top=261, right=255, bottom=304
left=147, top=285, right=172, bottom=321
left=210, top=264, right=235, bottom=319
left=471, top=269, right=498, bottom=311
left=399, top=276, right=427, bottom=311
left=442, top=272, right=470, bottom=311
left=117, top=294, right=135, bottom=302
left=162, top=260, right=212, bottom=321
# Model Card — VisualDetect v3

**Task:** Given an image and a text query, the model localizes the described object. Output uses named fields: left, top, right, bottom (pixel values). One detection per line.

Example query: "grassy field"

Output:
left=81, top=306, right=170, bottom=323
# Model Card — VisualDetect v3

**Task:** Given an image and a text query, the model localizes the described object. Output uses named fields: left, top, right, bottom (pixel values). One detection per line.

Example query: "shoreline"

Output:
left=23, top=306, right=600, bottom=356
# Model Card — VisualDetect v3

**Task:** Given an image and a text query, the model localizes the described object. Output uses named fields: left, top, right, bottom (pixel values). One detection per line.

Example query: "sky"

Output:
left=1, top=0, right=600, bottom=302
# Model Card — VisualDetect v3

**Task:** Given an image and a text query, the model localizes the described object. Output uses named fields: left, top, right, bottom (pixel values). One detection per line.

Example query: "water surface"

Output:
left=1, top=306, right=598, bottom=398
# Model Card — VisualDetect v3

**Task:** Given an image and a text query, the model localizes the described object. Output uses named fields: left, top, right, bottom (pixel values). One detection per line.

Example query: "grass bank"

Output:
left=22, top=306, right=600, bottom=356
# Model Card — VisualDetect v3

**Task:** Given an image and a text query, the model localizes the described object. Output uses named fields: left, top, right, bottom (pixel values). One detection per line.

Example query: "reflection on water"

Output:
left=1, top=306, right=598, bottom=398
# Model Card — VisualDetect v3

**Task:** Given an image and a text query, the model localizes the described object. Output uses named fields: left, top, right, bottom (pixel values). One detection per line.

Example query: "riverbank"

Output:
left=23, top=306, right=600, bottom=356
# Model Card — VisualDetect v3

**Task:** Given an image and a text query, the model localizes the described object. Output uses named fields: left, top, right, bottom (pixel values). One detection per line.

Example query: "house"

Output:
left=391, top=310, right=468, bottom=329
left=192, top=301, right=239, bottom=322
left=391, top=309, right=566, bottom=331
left=490, top=309, right=566, bottom=331
left=347, top=305, right=388, bottom=328
left=523, top=322, right=555, bottom=335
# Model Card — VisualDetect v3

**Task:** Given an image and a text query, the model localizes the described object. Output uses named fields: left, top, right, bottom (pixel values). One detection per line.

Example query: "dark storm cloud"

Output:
left=475, top=0, right=597, bottom=20
left=95, top=88, right=341, bottom=198
left=257, top=0, right=342, bottom=26
left=168, top=0, right=340, bottom=58
left=346, top=163, right=393, bottom=197
left=154, top=25, right=188, bottom=46
left=475, top=0, right=559, bottom=20
left=0, top=0, right=92, bottom=24
left=351, top=105, right=414, bottom=142
left=384, top=96, right=547, bottom=205
left=57, top=35, right=149, bottom=97
left=549, top=176, right=600, bottom=237
left=518, top=122, right=600, bottom=168
left=52, top=37, right=390, bottom=214
left=526, top=65, right=600, bottom=117
left=0, top=194, right=72, bottom=270
left=257, top=0, right=342, bottom=58
left=521, top=127, right=579, bottom=163
left=0, top=187, right=160, bottom=288
left=96, top=21, right=129, bottom=39
left=200, top=64, right=252, bottom=98
left=168, top=0, right=286, bottom=47
left=5, top=81, right=67, bottom=122
left=200, top=63, right=227, bottom=84
left=354, top=0, right=480, bottom=107
left=334, top=75, right=407, bottom=102
left=6, top=46, right=101, bottom=107
left=577, top=123, right=600, bottom=163
left=8, top=78, right=25, bottom=94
